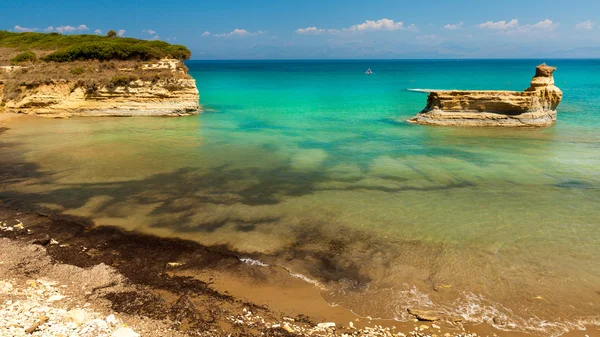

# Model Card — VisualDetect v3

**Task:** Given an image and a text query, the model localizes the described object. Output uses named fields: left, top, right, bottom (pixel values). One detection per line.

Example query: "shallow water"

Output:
left=1, top=60, right=600, bottom=335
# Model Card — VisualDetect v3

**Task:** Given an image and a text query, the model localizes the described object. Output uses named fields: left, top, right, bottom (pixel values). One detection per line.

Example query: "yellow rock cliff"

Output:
left=407, top=64, right=563, bottom=127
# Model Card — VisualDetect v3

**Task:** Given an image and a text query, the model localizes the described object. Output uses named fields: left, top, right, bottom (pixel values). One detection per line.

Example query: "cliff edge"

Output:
left=0, top=31, right=199, bottom=117
left=407, top=64, right=563, bottom=127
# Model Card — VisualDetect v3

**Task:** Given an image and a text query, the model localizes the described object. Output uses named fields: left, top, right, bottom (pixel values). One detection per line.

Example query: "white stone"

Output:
left=317, top=322, right=336, bottom=328
left=106, top=314, right=118, bottom=325
left=111, top=327, right=140, bottom=337
left=47, top=295, right=66, bottom=302
left=66, top=309, right=89, bottom=325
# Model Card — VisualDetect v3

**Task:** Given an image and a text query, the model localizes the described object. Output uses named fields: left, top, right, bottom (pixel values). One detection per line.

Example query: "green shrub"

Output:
left=0, top=31, right=191, bottom=61
left=70, top=67, right=85, bottom=75
left=10, top=51, right=37, bottom=64
left=110, top=75, right=138, bottom=87
left=106, top=30, right=117, bottom=38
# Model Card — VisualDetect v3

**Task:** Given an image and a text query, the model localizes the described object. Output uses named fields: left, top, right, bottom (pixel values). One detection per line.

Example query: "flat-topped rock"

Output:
left=407, top=64, right=563, bottom=127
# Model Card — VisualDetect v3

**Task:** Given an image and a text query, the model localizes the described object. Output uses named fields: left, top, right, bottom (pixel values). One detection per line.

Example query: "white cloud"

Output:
left=213, top=28, right=265, bottom=37
left=479, top=19, right=558, bottom=35
left=575, top=20, right=594, bottom=30
left=14, top=25, right=38, bottom=32
left=296, top=27, right=325, bottom=35
left=201, top=31, right=211, bottom=37
left=510, top=19, right=559, bottom=34
left=54, top=26, right=76, bottom=33
left=94, top=29, right=102, bottom=35
left=406, top=24, right=419, bottom=32
left=118, top=29, right=126, bottom=37
left=152, top=35, right=160, bottom=40
left=295, top=18, right=417, bottom=35
left=479, top=19, right=519, bottom=30
left=43, top=25, right=88, bottom=33
left=346, top=18, right=405, bottom=31
left=444, top=22, right=463, bottom=30
left=143, top=29, right=157, bottom=35
left=530, top=19, right=557, bottom=29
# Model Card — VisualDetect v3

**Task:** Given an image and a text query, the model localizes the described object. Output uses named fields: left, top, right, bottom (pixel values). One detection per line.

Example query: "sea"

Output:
left=1, top=59, right=599, bottom=336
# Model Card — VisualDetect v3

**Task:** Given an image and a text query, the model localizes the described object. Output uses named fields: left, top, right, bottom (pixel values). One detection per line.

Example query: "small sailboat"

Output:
left=365, top=68, right=373, bottom=75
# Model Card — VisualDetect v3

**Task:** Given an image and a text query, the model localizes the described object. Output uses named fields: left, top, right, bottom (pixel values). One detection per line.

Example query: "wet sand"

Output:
left=1, top=201, right=598, bottom=337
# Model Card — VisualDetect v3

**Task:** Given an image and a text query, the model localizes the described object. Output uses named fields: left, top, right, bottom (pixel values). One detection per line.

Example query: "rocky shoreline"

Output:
left=0, top=202, right=544, bottom=337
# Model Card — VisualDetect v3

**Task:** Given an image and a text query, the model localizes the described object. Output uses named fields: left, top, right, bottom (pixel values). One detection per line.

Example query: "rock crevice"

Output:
left=407, top=64, right=563, bottom=127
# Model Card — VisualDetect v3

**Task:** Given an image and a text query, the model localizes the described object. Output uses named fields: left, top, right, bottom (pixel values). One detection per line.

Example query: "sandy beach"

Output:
left=0, top=200, right=598, bottom=337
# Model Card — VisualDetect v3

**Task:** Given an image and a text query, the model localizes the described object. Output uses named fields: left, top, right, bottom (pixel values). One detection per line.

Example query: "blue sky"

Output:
left=3, top=0, right=600, bottom=59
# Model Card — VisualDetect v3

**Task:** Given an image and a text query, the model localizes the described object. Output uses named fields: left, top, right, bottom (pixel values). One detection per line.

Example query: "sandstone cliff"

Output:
left=0, top=59, right=200, bottom=117
left=407, top=64, right=563, bottom=127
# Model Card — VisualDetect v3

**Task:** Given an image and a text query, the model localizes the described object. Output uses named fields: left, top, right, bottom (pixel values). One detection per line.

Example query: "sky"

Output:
left=2, top=0, right=600, bottom=59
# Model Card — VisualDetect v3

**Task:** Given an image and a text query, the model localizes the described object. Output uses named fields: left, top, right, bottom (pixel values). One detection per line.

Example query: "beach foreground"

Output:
left=1, top=203, right=597, bottom=337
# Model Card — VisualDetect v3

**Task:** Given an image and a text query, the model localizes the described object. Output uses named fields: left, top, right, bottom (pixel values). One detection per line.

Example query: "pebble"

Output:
left=67, top=309, right=90, bottom=325
left=106, top=314, right=118, bottom=325
left=111, top=327, right=140, bottom=337
left=317, top=322, right=336, bottom=328
left=282, top=323, right=295, bottom=333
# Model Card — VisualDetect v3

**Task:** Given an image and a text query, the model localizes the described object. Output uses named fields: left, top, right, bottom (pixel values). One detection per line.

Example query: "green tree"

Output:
left=106, top=30, right=117, bottom=38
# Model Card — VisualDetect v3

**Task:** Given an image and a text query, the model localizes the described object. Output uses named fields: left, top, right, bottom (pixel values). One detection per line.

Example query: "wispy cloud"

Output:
left=94, top=29, right=102, bottom=35
left=14, top=25, right=38, bottom=32
left=213, top=29, right=266, bottom=37
left=296, top=27, right=326, bottom=35
left=479, top=19, right=558, bottom=35
left=118, top=29, right=126, bottom=37
left=575, top=20, right=595, bottom=30
left=295, top=18, right=417, bottom=35
left=444, top=22, right=463, bottom=30
left=479, top=19, right=519, bottom=30
left=201, top=31, right=211, bottom=37
left=143, top=29, right=159, bottom=40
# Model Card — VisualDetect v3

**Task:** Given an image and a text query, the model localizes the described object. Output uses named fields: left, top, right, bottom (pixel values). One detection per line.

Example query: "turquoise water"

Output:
left=1, top=60, right=600, bottom=335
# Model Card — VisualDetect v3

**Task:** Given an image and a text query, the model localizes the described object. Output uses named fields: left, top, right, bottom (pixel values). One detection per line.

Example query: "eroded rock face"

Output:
left=1, top=79, right=200, bottom=117
left=407, top=64, right=563, bottom=127
left=0, top=59, right=200, bottom=118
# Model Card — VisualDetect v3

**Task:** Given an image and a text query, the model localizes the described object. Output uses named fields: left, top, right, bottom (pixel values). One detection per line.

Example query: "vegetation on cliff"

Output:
left=0, top=31, right=191, bottom=62
left=0, top=32, right=195, bottom=110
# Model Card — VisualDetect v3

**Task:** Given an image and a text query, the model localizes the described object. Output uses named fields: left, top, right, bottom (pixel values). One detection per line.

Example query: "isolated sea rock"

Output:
left=407, top=64, right=563, bottom=127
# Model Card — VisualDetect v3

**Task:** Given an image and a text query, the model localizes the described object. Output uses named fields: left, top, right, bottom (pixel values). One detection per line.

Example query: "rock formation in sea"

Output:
left=0, top=59, right=199, bottom=117
left=407, top=64, right=563, bottom=127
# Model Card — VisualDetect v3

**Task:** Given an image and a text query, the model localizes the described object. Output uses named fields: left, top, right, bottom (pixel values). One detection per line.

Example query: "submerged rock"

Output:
left=407, top=64, right=563, bottom=127
left=407, top=308, right=440, bottom=321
